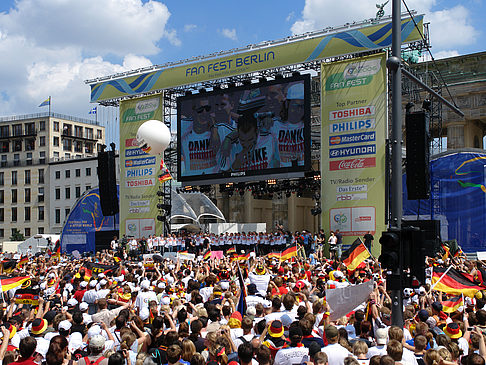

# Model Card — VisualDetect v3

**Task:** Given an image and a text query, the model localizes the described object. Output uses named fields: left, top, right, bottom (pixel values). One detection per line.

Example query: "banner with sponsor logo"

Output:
left=321, top=53, right=386, bottom=255
left=89, top=17, right=423, bottom=102
left=119, top=95, right=163, bottom=238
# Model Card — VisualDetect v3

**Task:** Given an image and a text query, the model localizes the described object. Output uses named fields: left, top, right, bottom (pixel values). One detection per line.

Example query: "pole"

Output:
left=388, top=0, right=404, bottom=327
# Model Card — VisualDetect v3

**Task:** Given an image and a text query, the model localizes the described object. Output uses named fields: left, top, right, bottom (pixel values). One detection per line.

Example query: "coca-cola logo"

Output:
left=329, top=157, right=375, bottom=171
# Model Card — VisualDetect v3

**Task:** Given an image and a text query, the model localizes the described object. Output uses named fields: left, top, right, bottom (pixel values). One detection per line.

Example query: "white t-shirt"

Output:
left=135, top=290, right=157, bottom=310
left=274, top=346, right=309, bottom=365
left=248, top=272, right=271, bottom=297
left=323, top=343, right=351, bottom=365
left=271, top=120, right=305, bottom=167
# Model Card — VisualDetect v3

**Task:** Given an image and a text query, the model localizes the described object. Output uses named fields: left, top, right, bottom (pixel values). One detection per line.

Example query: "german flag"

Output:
left=17, top=256, right=28, bottom=268
left=82, top=262, right=118, bottom=278
left=280, top=246, right=297, bottom=261
left=179, top=250, right=188, bottom=254
left=232, top=253, right=250, bottom=262
left=341, top=239, right=370, bottom=272
left=2, top=259, right=17, bottom=274
left=442, top=244, right=450, bottom=260
left=114, top=256, right=122, bottom=263
left=0, top=276, right=30, bottom=292
left=203, top=251, right=211, bottom=260
left=442, top=295, right=464, bottom=313
left=227, top=247, right=236, bottom=255
left=267, top=252, right=281, bottom=259
left=158, top=159, right=172, bottom=183
left=52, top=240, right=61, bottom=259
left=432, top=267, right=485, bottom=297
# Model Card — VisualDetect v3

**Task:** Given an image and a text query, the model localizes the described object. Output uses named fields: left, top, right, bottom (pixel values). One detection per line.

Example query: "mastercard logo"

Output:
left=330, top=136, right=341, bottom=145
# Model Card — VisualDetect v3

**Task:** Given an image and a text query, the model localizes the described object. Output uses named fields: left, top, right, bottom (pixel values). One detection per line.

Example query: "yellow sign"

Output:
left=90, top=17, right=423, bottom=102
left=321, top=53, right=387, bottom=256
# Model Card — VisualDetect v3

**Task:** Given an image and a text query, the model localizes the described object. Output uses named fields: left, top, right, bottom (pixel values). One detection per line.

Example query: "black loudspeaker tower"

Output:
left=97, top=151, right=119, bottom=216
left=405, top=111, right=430, bottom=200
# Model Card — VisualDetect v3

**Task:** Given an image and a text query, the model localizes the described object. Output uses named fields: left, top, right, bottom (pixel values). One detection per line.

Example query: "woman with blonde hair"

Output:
left=181, top=339, right=196, bottom=362
left=424, top=349, right=441, bottom=365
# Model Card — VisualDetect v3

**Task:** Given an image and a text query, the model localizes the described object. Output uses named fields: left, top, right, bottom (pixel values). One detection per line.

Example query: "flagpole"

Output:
left=430, top=266, right=453, bottom=292
left=48, top=96, right=51, bottom=115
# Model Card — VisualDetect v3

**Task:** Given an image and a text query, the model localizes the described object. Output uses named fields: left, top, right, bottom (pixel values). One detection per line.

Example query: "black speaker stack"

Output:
left=97, top=150, right=119, bottom=216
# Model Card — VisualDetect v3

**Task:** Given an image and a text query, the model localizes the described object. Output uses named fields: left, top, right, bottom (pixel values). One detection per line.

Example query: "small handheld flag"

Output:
left=39, top=97, right=51, bottom=107
left=158, top=159, right=172, bottom=183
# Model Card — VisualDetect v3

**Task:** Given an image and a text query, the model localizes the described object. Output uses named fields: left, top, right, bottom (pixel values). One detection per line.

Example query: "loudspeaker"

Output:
left=97, top=151, right=119, bottom=216
left=402, top=219, right=441, bottom=257
left=405, top=111, right=430, bottom=200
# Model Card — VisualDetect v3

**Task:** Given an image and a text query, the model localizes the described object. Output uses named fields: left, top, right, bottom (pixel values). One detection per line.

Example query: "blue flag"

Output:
left=38, top=97, right=50, bottom=107
left=89, top=106, right=97, bottom=115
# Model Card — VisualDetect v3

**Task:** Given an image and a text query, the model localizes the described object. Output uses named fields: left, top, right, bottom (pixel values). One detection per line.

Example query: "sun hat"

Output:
left=444, top=322, right=462, bottom=339
left=268, top=320, right=284, bottom=338
left=30, top=318, right=48, bottom=335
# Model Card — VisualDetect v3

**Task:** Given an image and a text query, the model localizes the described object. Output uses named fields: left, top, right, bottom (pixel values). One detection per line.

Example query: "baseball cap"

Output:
left=325, top=325, right=338, bottom=339
left=247, top=283, right=257, bottom=295
left=87, top=325, right=101, bottom=339
left=80, top=281, right=88, bottom=288
left=89, top=280, right=97, bottom=288
left=141, top=280, right=150, bottom=290
left=89, top=335, right=105, bottom=350
left=375, top=328, right=388, bottom=345
left=58, top=320, right=72, bottom=332
left=79, top=302, right=89, bottom=311
left=67, top=298, right=78, bottom=307
left=417, top=309, right=429, bottom=322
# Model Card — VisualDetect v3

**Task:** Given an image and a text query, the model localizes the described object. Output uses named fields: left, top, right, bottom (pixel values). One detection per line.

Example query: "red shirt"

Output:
left=13, top=357, right=37, bottom=365
left=74, top=289, right=87, bottom=302
left=271, top=286, right=289, bottom=296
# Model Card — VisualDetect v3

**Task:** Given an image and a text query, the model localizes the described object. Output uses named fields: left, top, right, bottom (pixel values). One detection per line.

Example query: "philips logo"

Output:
left=329, top=119, right=375, bottom=134
left=125, top=156, right=156, bottom=168
left=126, top=168, right=155, bottom=178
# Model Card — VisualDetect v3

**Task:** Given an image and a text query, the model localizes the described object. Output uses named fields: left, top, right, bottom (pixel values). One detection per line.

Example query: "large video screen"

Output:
left=177, top=74, right=311, bottom=184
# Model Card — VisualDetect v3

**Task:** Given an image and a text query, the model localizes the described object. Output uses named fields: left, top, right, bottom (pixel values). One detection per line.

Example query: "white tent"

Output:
left=17, top=234, right=60, bottom=255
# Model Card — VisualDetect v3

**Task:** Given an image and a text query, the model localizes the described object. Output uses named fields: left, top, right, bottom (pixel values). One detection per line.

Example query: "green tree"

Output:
left=9, top=229, right=24, bottom=241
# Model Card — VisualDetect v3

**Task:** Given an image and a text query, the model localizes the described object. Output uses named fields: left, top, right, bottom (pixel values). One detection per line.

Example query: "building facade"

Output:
left=0, top=112, right=105, bottom=239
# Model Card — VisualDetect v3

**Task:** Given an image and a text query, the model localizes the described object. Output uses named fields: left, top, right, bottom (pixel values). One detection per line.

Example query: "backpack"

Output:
left=83, top=357, right=106, bottom=365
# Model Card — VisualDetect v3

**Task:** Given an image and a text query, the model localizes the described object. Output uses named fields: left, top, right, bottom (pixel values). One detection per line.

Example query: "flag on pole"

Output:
left=441, top=244, right=450, bottom=260
left=236, top=263, right=247, bottom=315
left=442, top=295, right=464, bottom=313
left=203, top=251, right=211, bottom=260
left=268, top=252, right=281, bottom=259
left=341, top=238, right=370, bottom=272
left=227, top=247, right=236, bottom=255
left=280, top=246, right=297, bottom=261
left=39, top=97, right=51, bottom=107
left=51, top=240, right=61, bottom=259
left=0, top=276, right=30, bottom=292
left=89, top=106, right=97, bottom=115
left=432, top=267, right=485, bottom=297
left=158, top=159, right=172, bottom=183
left=17, top=256, right=28, bottom=268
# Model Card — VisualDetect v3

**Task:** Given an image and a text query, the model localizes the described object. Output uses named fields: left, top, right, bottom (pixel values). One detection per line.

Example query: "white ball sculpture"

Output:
left=136, top=120, right=171, bottom=155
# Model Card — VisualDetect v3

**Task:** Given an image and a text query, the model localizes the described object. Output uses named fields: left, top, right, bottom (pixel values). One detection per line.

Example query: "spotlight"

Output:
left=242, top=79, right=251, bottom=85
left=275, top=73, right=283, bottom=80
left=199, top=88, right=207, bottom=93
left=185, top=90, right=192, bottom=96
left=267, top=179, right=276, bottom=185
left=311, top=207, right=322, bottom=216
left=156, top=190, right=163, bottom=197
left=422, top=99, right=432, bottom=112
left=292, top=71, right=301, bottom=77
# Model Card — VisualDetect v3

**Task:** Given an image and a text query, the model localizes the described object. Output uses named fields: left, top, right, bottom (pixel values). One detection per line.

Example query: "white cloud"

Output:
left=184, top=24, right=197, bottom=32
left=221, top=28, right=237, bottom=41
left=286, top=11, right=295, bottom=22
left=421, top=50, right=459, bottom=61
left=291, top=0, right=478, bottom=57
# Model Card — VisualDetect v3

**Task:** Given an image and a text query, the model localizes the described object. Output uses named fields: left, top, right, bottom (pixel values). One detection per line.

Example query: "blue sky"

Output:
left=0, top=0, right=482, bottom=145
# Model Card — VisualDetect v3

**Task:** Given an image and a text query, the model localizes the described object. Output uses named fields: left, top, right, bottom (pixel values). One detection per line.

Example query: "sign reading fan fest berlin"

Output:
left=321, top=53, right=386, bottom=255
left=119, top=95, right=163, bottom=238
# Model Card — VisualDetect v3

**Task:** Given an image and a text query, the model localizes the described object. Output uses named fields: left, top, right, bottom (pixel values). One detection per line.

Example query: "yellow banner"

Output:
left=90, top=16, right=423, bottom=102
left=119, top=95, right=164, bottom=238
left=321, top=53, right=387, bottom=256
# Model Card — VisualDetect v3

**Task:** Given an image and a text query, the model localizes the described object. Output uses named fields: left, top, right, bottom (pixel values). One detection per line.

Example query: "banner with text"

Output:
left=89, top=17, right=423, bottom=102
left=119, top=95, right=163, bottom=238
left=321, top=53, right=386, bottom=254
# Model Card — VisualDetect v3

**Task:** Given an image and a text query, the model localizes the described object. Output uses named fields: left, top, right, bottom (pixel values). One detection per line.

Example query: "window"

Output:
left=39, top=121, right=46, bottom=131
left=38, top=206, right=44, bottom=221
left=65, top=187, right=70, bottom=199
left=24, top=228, right=30, bottom=237
left=13, top=154, right=19, bottom=166
left=74, top=141, right=82, bottom=152
left=53, top=137, right=59, bottom=146
left=39, top=151, right=46, bottom=164
left=0, top=172, right=3, bottom=186
left=64, top=153, right=71, bottom=159
left=0, top=209, right=3, bottom=222
left=55, top=171, right=60, bottom=179
left=12, top=124, right=22, bottom=136
left=86, top=185, right=91, bottom=190
left=97, top=129, right=103, bottom=139
left=38, top=187, right=44, bottom=202
left=86, top=167, right=91, bottom=176
left=0, top=229, right=4, bottom=238
left=38, top=169, right=44, bottom=184
left=63, top=139, right=72, bottom=151
left=53, top=152, right=59, bottom=159
left=86, top=128, right=93, bottom=139
left=24, top=170, right=30, bottom=184
left=75, top=169, right=81, bottom=177
left=25, top=122, right=35, bottom=135
left=11, top=189, right=17, bottom=203
left=39, top=136, right=46, bottom=146
left=26, top=152, right=32, bottom=166
left=11, top=171, right=17, bottom=185
left=53, top=121, right=59, bottom=132
left=0, top=142, right=8, bottom=153
left=13, top=140, right=22, bottom=152
left=85, top=143, right=93, bottom=154
left=0, top=126, right=8, bottom=138
left=24, top=188, right=30, bottom=203
left=63, top=124, right=72, bottom=136
left=24, top=207, right=30, bottom=221
left=0, top=156, right=5, bottom=168
left=11, top=207, right=17, bottom=222
left=38, top=227, right=44, bottom=234
left=75, top=126, right=83, bottom=138
left=55, top=209, right=61, bottom=224
left=65, top=208, right=70, bottom=217
left=0, top=190, right=3, bottom=204
left=25, top=138, right=35, bottom=151
left=55, top=188, right=60, bottom=200
left=65, top=170, right=70, bottom=178
left=75, top=186, right=81, bottom=198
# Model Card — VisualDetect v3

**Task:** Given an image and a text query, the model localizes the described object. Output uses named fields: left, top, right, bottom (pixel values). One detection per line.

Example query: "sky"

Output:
left=0, top=0, right=482, bottom=145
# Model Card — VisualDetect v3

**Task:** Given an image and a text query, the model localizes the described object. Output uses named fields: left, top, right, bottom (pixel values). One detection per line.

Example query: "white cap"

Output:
left=333, top=271, right=344, bottom=279
left=139, top=307, right=150, bottom=321
left=99, top=279, right=108, bottom=286
left=59, top=320, right=72, bottom=331
left=141, top=280, right=150, bottom=290
left=40, top=282, right=47, bottom=290
left=138, top=262, right=143, bottom=267
left=161, top=296, right=170, bottom=305
left=89, top=335, right=105, bottom=350
left=220, top=282, right=230, bottom=290
left=80, top=281, right=88, bottom=288
left=98, top=273, right=105, bottom=278
left=157, top=282, right=166, bottom=289
left=67, top=298, right=78, bottom=307
left=89, top=280, right=98, bottom=288
left=69, top=332, right=84, bottom=353
left=87, top=325, right=101, bottom=339
left=79, top=302, right=89, bottom=311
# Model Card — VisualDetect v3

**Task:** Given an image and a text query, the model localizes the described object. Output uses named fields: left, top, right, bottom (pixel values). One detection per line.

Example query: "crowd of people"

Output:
left=0, top=235, right=484, bottom=365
